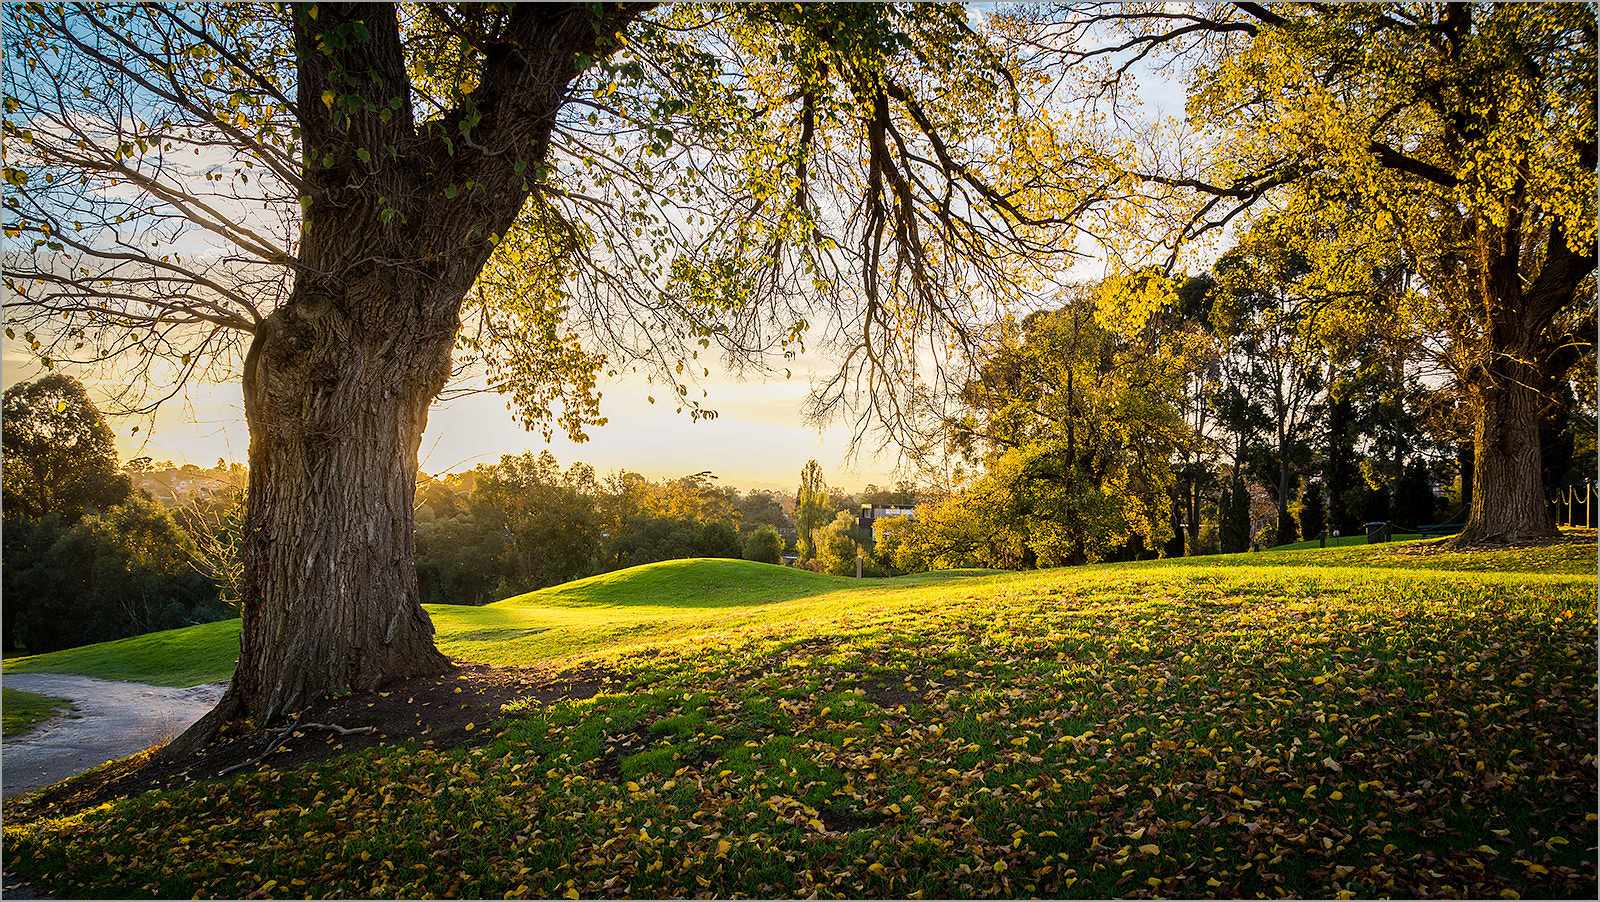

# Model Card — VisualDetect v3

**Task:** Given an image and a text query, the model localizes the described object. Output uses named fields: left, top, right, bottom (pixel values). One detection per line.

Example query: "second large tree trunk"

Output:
left=1456, top=355, right=1558, bottom=544
left=1451, top=211, right=1591, bottom=545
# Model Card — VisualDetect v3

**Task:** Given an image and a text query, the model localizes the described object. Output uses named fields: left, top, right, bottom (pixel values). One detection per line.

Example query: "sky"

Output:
left=0, top=338, right=909, bottom=493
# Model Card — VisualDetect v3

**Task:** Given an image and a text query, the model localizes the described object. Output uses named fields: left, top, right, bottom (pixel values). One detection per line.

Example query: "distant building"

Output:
left=858, top=504, right=915, bottom=542
left=131, top=469, right=237, bottom=507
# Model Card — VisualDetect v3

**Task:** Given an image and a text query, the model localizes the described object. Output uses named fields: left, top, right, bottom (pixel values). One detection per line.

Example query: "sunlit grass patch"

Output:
left=1, top=619, right=242, bottom=687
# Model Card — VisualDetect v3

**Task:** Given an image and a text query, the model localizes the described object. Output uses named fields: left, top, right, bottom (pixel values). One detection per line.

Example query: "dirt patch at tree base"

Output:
left=1398, top=528, right=1596, bottom=554
left=4, top=660, right=629, bottom=828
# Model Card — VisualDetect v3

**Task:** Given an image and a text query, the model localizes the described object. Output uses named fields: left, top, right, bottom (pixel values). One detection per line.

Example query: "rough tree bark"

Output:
left=165, top=2, right=648, bottom=754
left=1455, top=211, right=1595, bottom=545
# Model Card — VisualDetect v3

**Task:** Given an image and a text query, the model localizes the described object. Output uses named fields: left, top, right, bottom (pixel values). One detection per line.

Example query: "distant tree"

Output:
left=1392, top=461, right=1439, bottom=529
left=1208, top=237, right=1325, bottom=549
left=9, top=495, right=226, bottom=652
left=174, top=491, right=247, bottom=611
left=415, top=476, right=465, bottom=522
left=1, top=516, right=64, bottom=652
left=945, top=272, right=1205, bottom=565
left=794, top=461, right=830, bottom=563
left=469, top=452, right=601, bottom=594
left=815, top=511, right=862, bottom=577
left=1, top=374, right=130, bottom=524
left=860, top=482, right=918, bottom=507
left=613, top=516, right=701, bottom=569
left=871, top=515, right=916, bottom=574
left=1219, top=478, right=1252, bottom=554
left=735, top=490, right=789, bottom=536
left=1295, top=478, right=1324, bottom=544
left=741, top=526, right=783, bottom=566
left=696, top=521, right=741, bottom=559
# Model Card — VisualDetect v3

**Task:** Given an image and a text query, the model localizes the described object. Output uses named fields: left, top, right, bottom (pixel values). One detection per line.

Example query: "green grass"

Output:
left=4, top=541, right=1596, bottom=899
left=1, top=687, right=77, bottom=737
left=0, top=559, right=1001, bottom=686
left=2, top=619, right=243, bottom=687
left=1268, top=533, right=1422, bottom=551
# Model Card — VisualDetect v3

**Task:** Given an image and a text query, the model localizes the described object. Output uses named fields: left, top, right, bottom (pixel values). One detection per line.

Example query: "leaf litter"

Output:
left=4, top=543, right=1595, bottom=899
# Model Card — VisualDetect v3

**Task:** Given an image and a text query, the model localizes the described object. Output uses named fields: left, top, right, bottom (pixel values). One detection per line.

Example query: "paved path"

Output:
left=1, top=673, right=228, bottom=798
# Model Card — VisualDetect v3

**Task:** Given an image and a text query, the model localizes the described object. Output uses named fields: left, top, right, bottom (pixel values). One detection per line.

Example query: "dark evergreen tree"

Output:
left=1219, top=479, right=1253, bottom=553
left=1297, top=478, right=1325, bottom=543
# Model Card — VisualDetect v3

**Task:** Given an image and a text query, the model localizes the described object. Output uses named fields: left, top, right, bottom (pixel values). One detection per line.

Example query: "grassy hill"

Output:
left=4, top=537, right=1596, bottom=898
left=3, top=558, right=1002, bottom=685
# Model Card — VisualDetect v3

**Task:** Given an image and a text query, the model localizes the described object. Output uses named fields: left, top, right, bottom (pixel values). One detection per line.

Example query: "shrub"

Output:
left=697, top=520, right=742, bottom=559
left=816, top=511, right=862, bottom=576
left=741, top=526, right=783, bottom=565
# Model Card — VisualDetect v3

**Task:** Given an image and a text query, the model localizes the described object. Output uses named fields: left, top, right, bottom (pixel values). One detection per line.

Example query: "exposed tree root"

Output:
left=217, top=717, right=376, bottom=777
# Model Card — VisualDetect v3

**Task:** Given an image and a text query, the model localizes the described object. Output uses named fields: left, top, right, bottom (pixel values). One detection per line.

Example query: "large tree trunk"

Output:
left=1453, top=208, right=1593, bottom=545
left=232, top=275, right=458, bottom=724
left=163, top=2, right=647, bottom=757
left=1457, top=355, right=1558, bottom=543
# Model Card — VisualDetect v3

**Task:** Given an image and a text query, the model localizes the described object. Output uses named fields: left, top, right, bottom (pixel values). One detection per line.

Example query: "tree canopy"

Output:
left=1035, top=2, right=1596, bottom=542
left=1, top=374, right=131, bottom=523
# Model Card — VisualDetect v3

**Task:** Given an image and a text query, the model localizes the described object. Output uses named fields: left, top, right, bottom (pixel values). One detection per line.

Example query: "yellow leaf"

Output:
left=1128, top=826, right=1146, bottom=840
left=464, top=723, right=475, bottom=731
left=1138, top=843, right=1160, bottom=856
left=868, top=862, right=886, bottom=876
left=564, top=889, right=579, bottom=900
left=626, top=781, right=640, bottom=793
left=321, top=90, right=335, bottom=110
left=993, top=861, right=1007, bottom=873
left=1207, top=878, right=1222, bottom=888
left=716, top=839, right=732, bottom=858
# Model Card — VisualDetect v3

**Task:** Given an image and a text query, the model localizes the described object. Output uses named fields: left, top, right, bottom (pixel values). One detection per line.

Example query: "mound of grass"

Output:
left=2, top=619, right=243, bottom=687
left=496, top=558, right=849, bottom=609
left=4, top=539, right=1594, bottom=899
left=1, top=687, right=77, bottom=737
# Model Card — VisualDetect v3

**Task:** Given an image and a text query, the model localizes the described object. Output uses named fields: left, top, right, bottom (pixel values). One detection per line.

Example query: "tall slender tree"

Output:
left=794, top=460, right=830, bottom=564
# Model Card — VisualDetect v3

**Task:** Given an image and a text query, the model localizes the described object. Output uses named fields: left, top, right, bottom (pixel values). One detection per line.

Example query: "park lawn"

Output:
left=3, top=538, right=1596, bottom=899
left=2, top=619, right=244, bottom=687
left=1268, top=533, right=1423, bottom=551
left=0, top=559, right=1004, bottom=686
left=1, top=687, right=77, bottom=737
